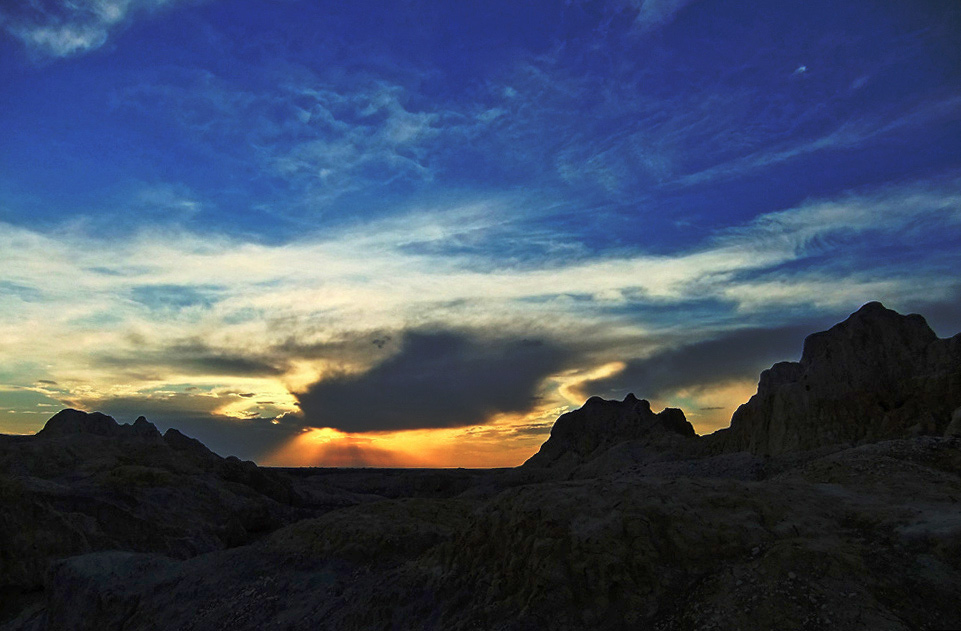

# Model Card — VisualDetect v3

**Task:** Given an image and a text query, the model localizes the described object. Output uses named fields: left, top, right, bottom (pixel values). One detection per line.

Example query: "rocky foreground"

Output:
left=2, top=302, right=960, bottom=630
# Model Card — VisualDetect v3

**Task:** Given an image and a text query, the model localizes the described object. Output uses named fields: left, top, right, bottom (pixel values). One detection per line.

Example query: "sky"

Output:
left=1, top=0, right=960, bottom=467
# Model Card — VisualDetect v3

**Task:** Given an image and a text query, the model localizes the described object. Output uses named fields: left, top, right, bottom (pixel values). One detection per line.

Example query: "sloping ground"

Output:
left=0, top=410, right=306, bottom=620
left=0, top=412, right=511, bottom=626
left=6, top=437, right=960, bottom=631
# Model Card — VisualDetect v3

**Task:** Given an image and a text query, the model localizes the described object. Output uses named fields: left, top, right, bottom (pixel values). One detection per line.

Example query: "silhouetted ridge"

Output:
left=37, top=408, right=161, bottom=439
left=523, top=393, right=696, bottom=469
left=711, top=301, right=961, bottom=454
left=0, top=408, right=302, bottom=601
left=163, top=427, right=217, bottom=458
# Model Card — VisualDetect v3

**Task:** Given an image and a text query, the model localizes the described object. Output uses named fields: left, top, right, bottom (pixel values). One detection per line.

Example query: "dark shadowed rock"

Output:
left=523, top=393, right=696, bottom=470
left=945, top=407, right=961, bottom=437
left=162, top=427, right=217, bottom=459
left=36, top=410, right=164, bottom=442
left=13, top=437, right=959, bottom=631
left=710, top=302, right=961, bottom=455
left=0, top=409, right=306, bottom=604
left=36, top=409, right=123, bottom=437
left=131, top=416, right=161, bottom=440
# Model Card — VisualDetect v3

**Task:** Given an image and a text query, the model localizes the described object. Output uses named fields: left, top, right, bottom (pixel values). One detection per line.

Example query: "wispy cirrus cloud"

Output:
left=631, top=0, right=698, bottom=30
left=674, top=96, right=961, bottom=187
left=272, top=81, right=443, bottom=202
left=60, top=3, right=955, bottom=241
left=0, top=0, right=190, bottom=58
left=112, top=70, right=492, bottom=215
left=468, top=11, right=961, bottom=211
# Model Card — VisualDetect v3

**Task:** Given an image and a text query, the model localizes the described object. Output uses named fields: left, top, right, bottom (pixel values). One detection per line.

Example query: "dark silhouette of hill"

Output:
left=523, top=393, right=695, bottom=471
left=2, top=302, right=960, bottom=630
left=711, top=301, right=961, bottom=454
left=0, top=410, right=305, bottom=621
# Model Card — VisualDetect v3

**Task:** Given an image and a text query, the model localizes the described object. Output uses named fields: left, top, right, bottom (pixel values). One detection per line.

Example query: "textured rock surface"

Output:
left=523, top=393, right=697, bottom=471
left=710, top=302, right=961, bottom=455
left=0, top=410, right=304, bottom=606
left=36, top=409, right=141, bottom=438
left=439, top=438, right=961, bottom=631
left=6, top=438, right=959, bottom=631
left=945, top=407, right=961, bottom=437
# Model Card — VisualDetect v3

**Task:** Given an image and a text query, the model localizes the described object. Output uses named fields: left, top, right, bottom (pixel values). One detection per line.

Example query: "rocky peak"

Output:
left=711, top=302, right=961, bottom=455
left=37, top=409, right=124, bottom=437
left=37, top=409, right=163, bottom=441
left=524, top=393, right=696, bottom=469
left=132, top=416, right=162, bottom=439
left=796, top=301, right=938, bottom=386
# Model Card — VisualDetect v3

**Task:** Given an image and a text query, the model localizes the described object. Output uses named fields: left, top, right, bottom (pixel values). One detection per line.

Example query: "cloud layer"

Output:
left=0, top=0, right=184, bottom=57
left=1, top=174, right=959, bottom=458
left=296, top=331, right=570, bottom=432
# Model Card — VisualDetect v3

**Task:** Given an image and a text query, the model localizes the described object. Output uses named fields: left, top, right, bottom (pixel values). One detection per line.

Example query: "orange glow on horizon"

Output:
left=258, top=362, right=752, bottom=468
left=261, top=405, right=565, bottom=468
left=262, top=427, right=418, bottom=467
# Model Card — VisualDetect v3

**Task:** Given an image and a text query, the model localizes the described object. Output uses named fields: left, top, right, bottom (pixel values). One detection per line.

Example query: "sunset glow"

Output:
left=263, top=406, right=568, bottom=469
left=1, top=0, right=959, bottom=466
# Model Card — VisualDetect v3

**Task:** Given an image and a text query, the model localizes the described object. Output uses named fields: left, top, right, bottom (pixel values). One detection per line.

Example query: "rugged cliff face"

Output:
left=710, top=302, right=961, bottom=455
left=524, top=301, right=961, bottom=468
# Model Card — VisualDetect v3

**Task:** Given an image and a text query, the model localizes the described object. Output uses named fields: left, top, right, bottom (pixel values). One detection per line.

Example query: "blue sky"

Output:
left=1, top=0, right=959, bottom=466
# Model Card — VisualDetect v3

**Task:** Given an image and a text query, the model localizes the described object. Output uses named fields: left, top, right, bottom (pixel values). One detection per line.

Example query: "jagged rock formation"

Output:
left=523, top=393, right=696, bottom=470
left=435, top=437, right=961, bottom=630
left=0, top=409, right=302, bottom=613
left=37, top=410, right=162, bottom=440
left=711, top=302, right=961, bottom=455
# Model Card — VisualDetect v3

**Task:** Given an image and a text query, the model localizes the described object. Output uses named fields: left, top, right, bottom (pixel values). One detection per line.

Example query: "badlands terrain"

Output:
left=1, top=302, right=960, bottom=630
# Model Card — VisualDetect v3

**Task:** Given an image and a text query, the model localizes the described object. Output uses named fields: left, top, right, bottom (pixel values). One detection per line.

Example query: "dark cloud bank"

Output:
left=584, top=320, right=835, bottom=401
left=295, top=330, right=571, bottom=433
